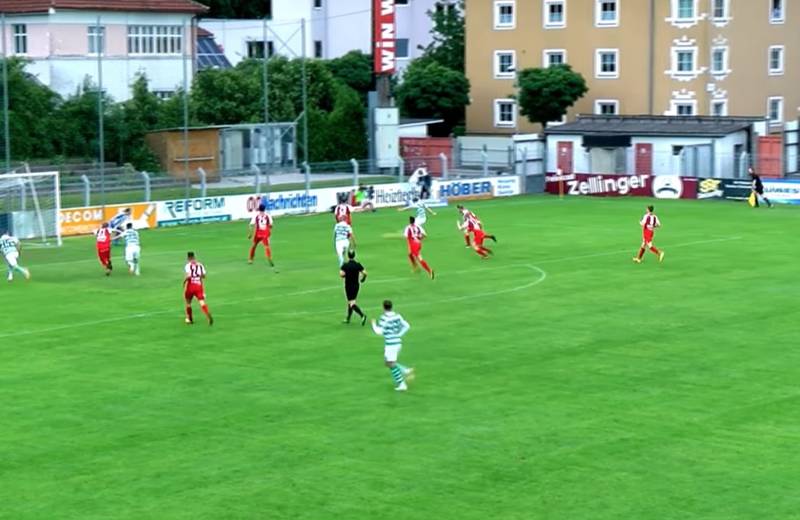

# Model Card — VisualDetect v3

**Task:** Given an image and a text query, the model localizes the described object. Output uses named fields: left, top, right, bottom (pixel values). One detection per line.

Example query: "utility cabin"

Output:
left=545, top=116, right=761, bottom=179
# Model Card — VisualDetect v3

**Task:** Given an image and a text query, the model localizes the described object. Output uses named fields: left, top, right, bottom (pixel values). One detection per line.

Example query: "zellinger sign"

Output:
left=373, top=0, right=396, bottom=74
left=544, top=173, right=697, bottom=199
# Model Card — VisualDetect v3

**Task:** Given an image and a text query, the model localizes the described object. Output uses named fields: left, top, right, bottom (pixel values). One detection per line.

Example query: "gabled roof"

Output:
left=0, top=0, right=208, bottom=14
left=545, top=115, right=759, bottom=138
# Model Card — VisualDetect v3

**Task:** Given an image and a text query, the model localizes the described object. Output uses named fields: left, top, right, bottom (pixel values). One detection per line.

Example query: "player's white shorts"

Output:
left=125, top=245, right=141, bottom=263
left=4, top=252, right=18, bottom=268
left=384, top=345, right=402, bottom=363
left=335, top=240, right=349, bottom=255
left=416, top=215, right=427, bottom=227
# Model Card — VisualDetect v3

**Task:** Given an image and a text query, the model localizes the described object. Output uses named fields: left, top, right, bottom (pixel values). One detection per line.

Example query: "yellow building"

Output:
left=466, top=0, right=799, bottom=134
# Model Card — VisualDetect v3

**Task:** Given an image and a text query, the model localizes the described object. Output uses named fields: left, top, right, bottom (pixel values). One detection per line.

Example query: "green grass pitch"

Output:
left=1, top=195, right=798, bottom=519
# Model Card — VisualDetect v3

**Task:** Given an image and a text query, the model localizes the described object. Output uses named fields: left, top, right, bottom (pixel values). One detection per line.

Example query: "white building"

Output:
left=201, top=0, right=457, bottom=70
left=0, top=0, right=207, bottom=101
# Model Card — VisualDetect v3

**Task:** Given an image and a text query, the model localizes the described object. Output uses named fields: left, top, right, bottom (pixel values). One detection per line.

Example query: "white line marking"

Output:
left=0, top=264, right=546, bottom=339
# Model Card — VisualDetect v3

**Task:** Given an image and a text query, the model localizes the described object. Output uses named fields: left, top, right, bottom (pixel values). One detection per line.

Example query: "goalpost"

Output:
left=0, top=171, right=62, bottom=246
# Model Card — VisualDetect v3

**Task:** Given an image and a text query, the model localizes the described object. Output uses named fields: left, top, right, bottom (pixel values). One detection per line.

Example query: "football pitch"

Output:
left=2, top=195, right=798, bottom=519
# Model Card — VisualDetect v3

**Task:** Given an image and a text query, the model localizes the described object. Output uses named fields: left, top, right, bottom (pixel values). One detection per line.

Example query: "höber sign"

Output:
left=373, top=0, right=396, bottom=74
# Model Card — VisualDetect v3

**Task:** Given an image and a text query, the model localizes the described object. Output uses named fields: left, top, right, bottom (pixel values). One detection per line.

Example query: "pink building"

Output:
left=0, top=0, right=208, bottom=101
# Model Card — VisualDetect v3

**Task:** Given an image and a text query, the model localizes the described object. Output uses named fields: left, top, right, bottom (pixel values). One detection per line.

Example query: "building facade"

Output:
left=466, top=0, right=800, bottom=134
left=0, top=0, right=206, bottom=101
left=202, top=0, right=456, bottom=70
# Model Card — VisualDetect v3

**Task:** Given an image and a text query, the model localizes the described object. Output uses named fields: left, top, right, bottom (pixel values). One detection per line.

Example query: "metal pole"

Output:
left=97, top=15, right=105, bottom=210
left=80, top=174, right=91, bottom=206
left=196, top=168, right=206, bottom=198
left=301, top=18, right=309, bottom=165
left=439, top=153, right=448, bottom=180
left=1, top=13, right=10, bottom=170
left=262, top=16, right=270, bottom=178
left=140, top=170, right=151, bottom=201
left=397, top=157, right=404, bottom=182
left=182, top=19, right=190, bottom=222
left=351, top=158, right=359, bottom=187
left=302, top=161, right=311, bottom=213
left=252, top=164, right=261, bottom=193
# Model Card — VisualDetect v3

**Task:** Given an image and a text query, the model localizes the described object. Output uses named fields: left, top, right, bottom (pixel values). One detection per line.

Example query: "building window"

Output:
left=494, top=99, right=516, bottom=127
left=710, top=47, right=727, bottom=74
left=128, top=26, right=183, bottom=55
left=767, top=96, right=783, bottom=124
left=543, top=49, right=566, bottom=67
left=314, top=40, right=323, bottom=58
left=12, top=24, right=27, bottom=55
left=672, top=101, right=696, bottom=116
left=247, top=41, right=274, bottom=59
left=494, top=1, right=516, bottom=29
left=313, top=0, right=322, bottom=8
left=596, top=0, right=619, bottom=26
left=711, top=100, right=727, bottom=116
left=88, top=25, right=105, bottom=55
left=544, top=0, right=566, bottom=28
left=676, top=0, right=695, bottom=19
left=594, top=99, right=619, bottom=115
left=396, top=0, right=409, bottom=4
left=435, top=2, right=456, bottom=15
left=768, top=45, right=784, bottom=75
left=494, top=50, right=516, bottom=78
left=396, top=39, right=410, bottom=59
left=595, top=49, right=619, bottom=78
left=153, top=90, right=175, bottom=100
left=770, top=0, right=784, bottom=23
left=711, top=0, right=728, bottom=19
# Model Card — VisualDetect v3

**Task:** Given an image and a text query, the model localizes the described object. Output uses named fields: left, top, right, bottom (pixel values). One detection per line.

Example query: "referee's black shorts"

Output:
left=345, top=283, right=360, bottom=301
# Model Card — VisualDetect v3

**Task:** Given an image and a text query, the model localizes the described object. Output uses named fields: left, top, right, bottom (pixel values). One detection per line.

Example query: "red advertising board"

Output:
left=544, top=173, right=697, bottom=199
left=399, top=137, right=453, bottom=176
left=373, top=0, right=396, bottom=74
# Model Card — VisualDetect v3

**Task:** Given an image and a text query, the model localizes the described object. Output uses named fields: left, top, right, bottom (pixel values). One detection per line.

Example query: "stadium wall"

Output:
left=56, top=176, right=524, bottom=236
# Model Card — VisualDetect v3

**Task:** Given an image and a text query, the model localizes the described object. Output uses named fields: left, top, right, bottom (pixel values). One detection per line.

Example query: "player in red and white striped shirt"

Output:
left=456, top=205, right=476, bottom=247
left=95, top=222, right=114, bottom=275
left=334, top=199, right=352, bottom=225
left=248, top=204, right=274, bottom=267
left=633, top=205, right=665, bottom=264
left=405, top=216, right=434, bottom=279
left=458, top=213, right=497, bottom=259
left=184, top=252, right=213, bottom=325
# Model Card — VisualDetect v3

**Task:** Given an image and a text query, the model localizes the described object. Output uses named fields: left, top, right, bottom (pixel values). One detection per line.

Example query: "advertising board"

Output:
left=763, top=179, right=800, bottom=205
left=544, top=173, right=696, bottom=199
left=60, top=202, right=157, bottom=236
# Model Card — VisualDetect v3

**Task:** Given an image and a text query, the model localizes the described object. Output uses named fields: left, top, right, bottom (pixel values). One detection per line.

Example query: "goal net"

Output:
left=0, top=171, right=62, bottom=246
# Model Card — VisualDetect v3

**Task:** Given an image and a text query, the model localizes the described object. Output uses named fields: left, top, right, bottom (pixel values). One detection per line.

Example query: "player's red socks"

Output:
left=265, top=246, right=272, bottom=260
left=637, top=247, right=646, bottom=259
left=248, top=245, right=257, bottom=261
left=650, top=246, right=660, bottom=255
left=408, top=254, right=418, bottom=269
left=185, top=305, right=193, bottom=322
left=420, top=260, right=432, bottom=275
left=476, top=247, right=491, bottom=258
left=201, top=303, right=210, bottom=317
left=464, top=235, right=471, bottom=246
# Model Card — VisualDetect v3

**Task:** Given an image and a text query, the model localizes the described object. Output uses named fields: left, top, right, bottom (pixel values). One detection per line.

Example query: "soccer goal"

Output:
left=0, top=171, right=62, bottom=246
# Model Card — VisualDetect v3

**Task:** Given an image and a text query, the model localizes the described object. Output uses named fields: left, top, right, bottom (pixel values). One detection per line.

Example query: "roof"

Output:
left=399, top=118, right=445, bottom=127
left=197, top=33, right=232, bottom=70
left=545, top=115, right=759, bottom=137
left=0, top=0, right=208, bottom=14
left=196, top=26, right=213, bottom=38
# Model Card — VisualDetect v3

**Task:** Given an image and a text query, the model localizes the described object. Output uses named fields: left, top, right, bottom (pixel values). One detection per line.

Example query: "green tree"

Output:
left=105, top=75, right=161, bottom=169
left=304, top=83, right=367, bottom=162
left=421, top=0, right=465, bottom=73
left=517, top=65, right=588, bottom=128
left=52, top=79, right=114, bottom=160
left=1, top=58, right=61, bottom=160
left=395, top=60, right=470, bottom=135
left=156, top=88, right=197, bottom=129
left=326, top=51, right=373, bottom=100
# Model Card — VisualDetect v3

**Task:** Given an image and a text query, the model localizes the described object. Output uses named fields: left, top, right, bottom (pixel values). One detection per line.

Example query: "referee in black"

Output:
left=340, top=250, right=368, bottom=325
left=749, top=167, right=773, bottom=208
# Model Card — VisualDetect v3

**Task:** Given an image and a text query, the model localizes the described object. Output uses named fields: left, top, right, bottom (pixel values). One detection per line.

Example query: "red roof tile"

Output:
left=0, top=0, right=208, bottom=14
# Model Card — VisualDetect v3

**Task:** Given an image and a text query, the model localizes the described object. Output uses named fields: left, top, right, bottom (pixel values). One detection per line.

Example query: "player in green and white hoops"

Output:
left=0, top=231, right=31, bottom=282
left=371, top=300, right=414, bottom=391
left=398, top=196, right=436, bottom=231
left=333, top=220, right=355, bottom=267
left=123, top=223, right=141, bottom=276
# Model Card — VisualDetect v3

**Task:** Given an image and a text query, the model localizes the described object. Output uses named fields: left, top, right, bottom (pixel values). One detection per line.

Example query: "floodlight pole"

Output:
left=1, top=13, right=10, bottom=171
left=301, top=18, right=309, bottom=165
left=97, top=15, right=106, bottom=209
left=182, top=19, right=191, bottom=222
left=262, top=16, right=271, bottom=178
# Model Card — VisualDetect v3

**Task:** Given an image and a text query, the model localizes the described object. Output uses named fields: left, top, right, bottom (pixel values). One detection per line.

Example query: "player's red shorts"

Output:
left=97, top=248, right=110, bottom=266
left=472, top=230, right=486, bottom=247
left=184, top=285, right=206, bottom=302
left=408, top=240, right=422, bottom=257
left=643, top=230, right=654, bottom=243
left=253, top=231, right=271, bottom=245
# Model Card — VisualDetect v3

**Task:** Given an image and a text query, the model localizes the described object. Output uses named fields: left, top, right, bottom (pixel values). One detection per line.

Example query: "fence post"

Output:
left=350, top=158, right=359, bottom=187
left=196, top=168, right=206, bottom=199
left=397, top=157, right=405, bottom=182
left=302, top=161, right=311, bottom=212
left=439, top=153, right=449, bottom=180
left=80, top=174, right=91, bottom=207
left=481, top=150, right=489, bottom=177
left=139, top=170, right=151, bottom=202
left=508, top=145, right=514, bottom=171
left=18, top=178, right=26, bottom=210
left=520, top=148, right=528, bottom=176
left=252, top=164, right=261, bottom=193
left=455, top=140, right=462, bottom=168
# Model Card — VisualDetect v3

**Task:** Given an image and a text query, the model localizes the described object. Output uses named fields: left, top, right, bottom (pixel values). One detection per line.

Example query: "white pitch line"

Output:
left=0, top=264, right=546, bottom=339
